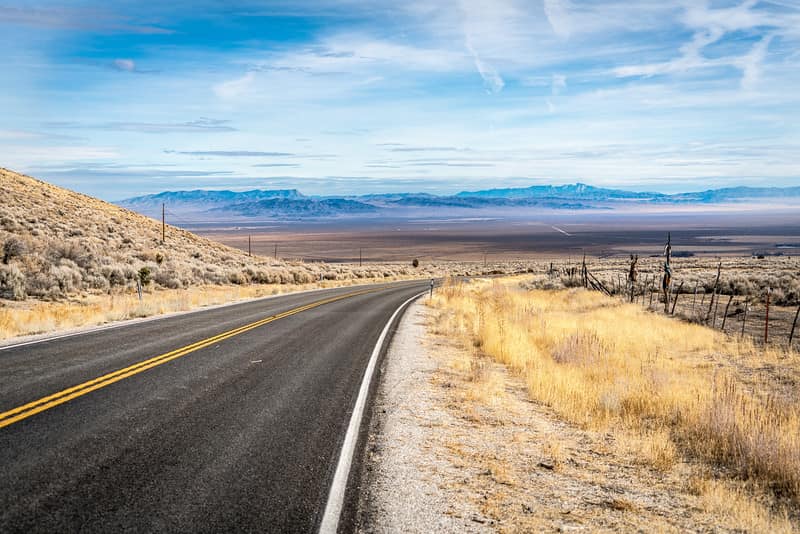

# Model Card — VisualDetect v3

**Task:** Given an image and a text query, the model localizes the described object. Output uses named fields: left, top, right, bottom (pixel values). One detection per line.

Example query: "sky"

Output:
left=1, top=0, right=798, bottom=200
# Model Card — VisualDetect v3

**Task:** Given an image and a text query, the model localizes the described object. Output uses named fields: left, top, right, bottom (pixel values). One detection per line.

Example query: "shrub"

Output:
left=155, top=268, right=183, bottom=289
left=412, top=258, right=420, bottom=268
left=0, top=264, right=25, bottom=300
left=2, top=237, right=26, bottom=264
left=138, top=266, right=152, bottom=286
left=25, top=271, right=58, bottom=298
left=50, top=241, right=94, bottom=269
left=227, top=271, right=247, bottom=285
left=51, top=264, right=82, bottom=294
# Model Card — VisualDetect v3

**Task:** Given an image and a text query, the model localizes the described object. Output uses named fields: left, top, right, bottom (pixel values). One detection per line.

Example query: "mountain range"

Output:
left=117, top=183, right=800, bottom=221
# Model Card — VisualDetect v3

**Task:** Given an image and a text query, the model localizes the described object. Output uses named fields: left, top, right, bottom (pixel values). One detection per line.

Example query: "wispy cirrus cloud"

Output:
left=0, top=5, right=172, bottom=33
left=614, top=0, right=794, bottom=89
left=165, top=150, right=294, bottom=157
left=44, top=118, right=236, bottom=133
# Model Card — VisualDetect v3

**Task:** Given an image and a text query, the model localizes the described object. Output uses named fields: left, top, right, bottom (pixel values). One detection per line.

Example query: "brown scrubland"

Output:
left=429, top=275, right=799, bottom=530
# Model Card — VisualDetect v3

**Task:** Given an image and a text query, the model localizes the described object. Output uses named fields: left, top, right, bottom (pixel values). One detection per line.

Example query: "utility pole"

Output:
left=161, top=203, right=165, bottom=244
left=248, top=235, right=252, bottom=257
left=359, top=248, right=362, bottom=267
left=274, top=243, right=278, bottom=260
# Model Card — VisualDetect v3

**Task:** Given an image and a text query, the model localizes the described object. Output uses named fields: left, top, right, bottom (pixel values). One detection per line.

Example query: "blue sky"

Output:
left=1, top=0, right=798, bottom=200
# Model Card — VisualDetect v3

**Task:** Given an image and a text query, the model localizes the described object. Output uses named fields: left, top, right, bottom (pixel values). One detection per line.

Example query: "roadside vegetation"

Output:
left=430, top=276, right=799, bottom=530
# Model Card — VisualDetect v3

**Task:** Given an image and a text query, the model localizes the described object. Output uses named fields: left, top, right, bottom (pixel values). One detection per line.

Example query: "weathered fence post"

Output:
left=764, top=287, right=771, bottom=345
left=628, top=254, right=638, bottom=303
left=790, top=303, right=800, bottom=347
left=662, top=233, right=672, bottom=314
left=691, top=281, right=698, bottom=317
left=581, top=253, right=588, bottom=288
left=741, top=301, right=748, bottom=338
left=706, top=261, right=721, bottom=324
left=671, top=280, right=684, bottom=315
left=721, top=294, right=734, bottom=331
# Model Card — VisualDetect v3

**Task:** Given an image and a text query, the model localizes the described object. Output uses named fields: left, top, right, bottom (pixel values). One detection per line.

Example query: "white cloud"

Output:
left=615, top=0, right=790, bottom=88
left=466, top=42, right=504, bottom=93
left=213, top=71, right=256, bottom=100
left=112, top=58, right=135, bottom=72
left=544, top=0, right=572, bottom=38
left=738, top=35, right=774, bottom=91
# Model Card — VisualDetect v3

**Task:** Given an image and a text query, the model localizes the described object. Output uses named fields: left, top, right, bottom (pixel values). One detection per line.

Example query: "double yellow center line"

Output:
left=0, top=287, right=378, bottom=430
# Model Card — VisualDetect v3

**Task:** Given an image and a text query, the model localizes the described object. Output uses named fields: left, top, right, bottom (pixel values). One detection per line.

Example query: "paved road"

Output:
left=0, top=281, right=428, bottom=533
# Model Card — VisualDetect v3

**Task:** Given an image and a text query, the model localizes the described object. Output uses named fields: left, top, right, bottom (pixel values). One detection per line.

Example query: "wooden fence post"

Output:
left=789, top=303, right=800, bottom=347
left=628, top=254, right=638, bottom=303
left=741, top=301, right=748, bottom=339
left=662, top=233, right=672, bottom=314
left=691, top=281, right=698, bottom=317
left=671, top=281, right=684, bottom=315
left=710, top=288, right=719, bottom=328
left=721, top=294, right=734, bottom=331
left=764, top=288, right=771, bottom=345
left=706, top=261, right=721, bottom=323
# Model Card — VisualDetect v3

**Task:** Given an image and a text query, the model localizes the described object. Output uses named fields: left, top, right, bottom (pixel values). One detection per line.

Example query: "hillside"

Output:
left=0, top=168, right=401, bottom=301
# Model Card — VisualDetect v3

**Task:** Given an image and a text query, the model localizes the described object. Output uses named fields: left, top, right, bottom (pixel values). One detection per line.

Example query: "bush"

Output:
left=155, top=268, right=183, bottom=289
left=412, top=258, right=419, bottom=268
left=51, top=264, right=82, bottom=293
left=25, top=271, right=58, bottom=298
left=2, top=237, right=26, bottom=264
left=0, top=264, right=25, bottom=299
left=50, top=241, right=94, bottom=269
left=138, top=267, right=152, bottom=286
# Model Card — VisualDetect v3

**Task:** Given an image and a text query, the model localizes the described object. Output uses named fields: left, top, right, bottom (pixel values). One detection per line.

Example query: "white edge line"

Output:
left=319, top=291, right=426, bottom=534
left=0, top=281, right=421, bottom=352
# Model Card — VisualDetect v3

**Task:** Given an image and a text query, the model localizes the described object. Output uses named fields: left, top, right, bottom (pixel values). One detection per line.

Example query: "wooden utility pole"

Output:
left=662, top=233, right=672, bottom=313
left=359, top=248, right=363, bottom=267
left=274, top=244, right=278, bottom=260
left=161, top=203, right=165, bottom=244
left=248, top=235, right=252, bottom=257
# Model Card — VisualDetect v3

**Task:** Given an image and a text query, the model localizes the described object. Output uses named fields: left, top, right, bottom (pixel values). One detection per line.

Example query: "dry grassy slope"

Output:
left=0, top=168, right=409, bottom=301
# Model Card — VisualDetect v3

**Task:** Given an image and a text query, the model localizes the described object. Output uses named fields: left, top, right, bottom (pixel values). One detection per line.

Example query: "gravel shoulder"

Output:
left=356, top=300, right=794, bottom=533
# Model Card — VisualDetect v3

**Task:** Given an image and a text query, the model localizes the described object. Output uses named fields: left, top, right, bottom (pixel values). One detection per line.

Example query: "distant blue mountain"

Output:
left=456, top=183, right=666, bottom=201
left=212, top=197, right=378, bottom=218
left=117, top=183, right=800, bottom=221
left=120, top=189, right=303, bottom=210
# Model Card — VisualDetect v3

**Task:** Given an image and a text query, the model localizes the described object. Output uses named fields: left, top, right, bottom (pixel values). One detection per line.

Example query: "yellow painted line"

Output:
left=0, top=287, right=379, bottom=429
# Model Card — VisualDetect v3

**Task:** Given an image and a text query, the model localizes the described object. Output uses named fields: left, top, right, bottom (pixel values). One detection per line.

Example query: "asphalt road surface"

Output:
left=0, top=280, right=429, bottom=533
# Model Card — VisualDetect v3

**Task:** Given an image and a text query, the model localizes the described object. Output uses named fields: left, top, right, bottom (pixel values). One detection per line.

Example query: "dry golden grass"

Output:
left=430, top=275, right=800, bottom=526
